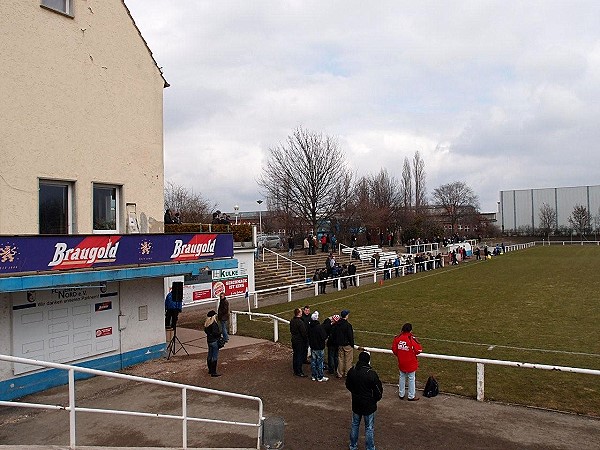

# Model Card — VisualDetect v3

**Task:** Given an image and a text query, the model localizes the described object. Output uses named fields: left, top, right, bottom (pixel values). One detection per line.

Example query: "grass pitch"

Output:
left=240, top=245, right=600, bottom=415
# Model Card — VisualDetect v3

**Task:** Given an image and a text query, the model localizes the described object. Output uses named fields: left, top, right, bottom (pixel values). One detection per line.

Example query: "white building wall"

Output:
left=532, top=188, right=555, bottom=229
left=514, top=190, right=533, bottom=231
left=0, top=0, right=165, bottom=234
left=119, top=279, right=165, bottom=353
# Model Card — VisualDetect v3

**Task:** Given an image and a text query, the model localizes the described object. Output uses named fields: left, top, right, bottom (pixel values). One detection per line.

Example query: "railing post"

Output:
left=373, top=270, right=377, bottom=283
left=290, top=261, right=293, bottom=276
left=231, top=312, right=238, bottom=335
left=182, top=387, right=188, bottom=449
left=356, top=274, right=360, bottom=287
left=273, top=319, right=279, bottom=342
left=314, top=281, right=319, bottom=296
left=68, top=368, right=76, bottom=448
left=254, top=292, right=258, bottom=309
left=477, top=363, right=485, bottom=401
left=287, top=286, right=292, bottom=302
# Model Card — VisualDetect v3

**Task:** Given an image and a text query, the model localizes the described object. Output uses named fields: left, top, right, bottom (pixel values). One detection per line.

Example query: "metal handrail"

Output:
left=358, top=345, right=600, bottom=402
left=261, top=247, right=307, bottom=280
left=0, top=354, right=264, bottom=449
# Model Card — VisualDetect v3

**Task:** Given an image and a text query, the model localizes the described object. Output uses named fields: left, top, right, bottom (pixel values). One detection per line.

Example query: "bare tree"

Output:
left=413, top=150, right=427, bottom=211
left=568, top=204, right=591, bottom=237
left=258, top=127, right=349, bottom=232
left=431, top=181, right=480, bottom=233
left=164, top=181, right=214, bottom=223
left=538, top=202, right=557, bottom=238
left=400, top=157, right=412, bottom=209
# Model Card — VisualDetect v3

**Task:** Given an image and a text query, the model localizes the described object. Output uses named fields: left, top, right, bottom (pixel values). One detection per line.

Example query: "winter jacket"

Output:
left=290, top=316, right=308, bottom=344
left=217, top=297, right=229, bottom=321
left=164, top=292, right=182, bottom=312
left=345, top=360, right=383, bottom=416
left=204, top=316, right=221, bottom=343
left=334, top=318, right=354, bottom=347
left=308, top=320, right=327, bottom=351
left=392, top=332, right=423, bottom=373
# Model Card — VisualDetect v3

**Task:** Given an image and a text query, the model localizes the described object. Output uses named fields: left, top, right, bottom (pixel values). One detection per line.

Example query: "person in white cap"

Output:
left=308, top=311, right=328, bottom=381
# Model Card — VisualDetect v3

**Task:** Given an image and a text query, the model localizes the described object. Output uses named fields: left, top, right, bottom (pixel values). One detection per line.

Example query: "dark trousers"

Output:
left=292, top=339, right=305, bottom=375
left=165, top=310, right=179, bottom=329
left=327, top=345, right=339, bottom=374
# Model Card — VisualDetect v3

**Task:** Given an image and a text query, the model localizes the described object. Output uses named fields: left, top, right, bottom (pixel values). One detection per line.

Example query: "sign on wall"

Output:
left=11, top=284, right=120, bottom=374
left=0, top=233, right=234, bottom=275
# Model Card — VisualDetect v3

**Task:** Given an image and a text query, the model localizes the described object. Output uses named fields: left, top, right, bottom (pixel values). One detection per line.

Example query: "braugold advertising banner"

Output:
left=0, top=233, right=234, bottom=275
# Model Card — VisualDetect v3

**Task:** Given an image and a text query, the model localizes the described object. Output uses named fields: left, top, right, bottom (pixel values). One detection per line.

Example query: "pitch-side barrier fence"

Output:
left=229, top=312, right=600, bottom=402
left=0, top=354, right=264, bottom=450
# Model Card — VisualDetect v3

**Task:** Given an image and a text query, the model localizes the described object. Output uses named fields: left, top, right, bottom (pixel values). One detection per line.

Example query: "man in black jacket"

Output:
left=335, top=309, right=354, bottom=378
left=345, top=350, right=383, bottom=450
left=308, top=311, right=328, bottom=381
left=290, top=308, right=308, bottom=377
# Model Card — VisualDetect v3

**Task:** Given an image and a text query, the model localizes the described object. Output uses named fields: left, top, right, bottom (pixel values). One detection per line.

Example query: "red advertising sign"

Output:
left=95, top=327, right=113, bottom=337
left=213, top=277, right=248, bottom=297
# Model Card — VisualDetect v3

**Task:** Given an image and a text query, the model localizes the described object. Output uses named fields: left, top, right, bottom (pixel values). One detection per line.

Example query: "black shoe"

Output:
left=211, top=373, right=222, bottom=377
left=295, top=373, right=307, bottom=377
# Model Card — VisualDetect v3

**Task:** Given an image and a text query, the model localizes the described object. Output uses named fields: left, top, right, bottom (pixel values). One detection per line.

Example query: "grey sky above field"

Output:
left=126, top=0, right=600, bottom=214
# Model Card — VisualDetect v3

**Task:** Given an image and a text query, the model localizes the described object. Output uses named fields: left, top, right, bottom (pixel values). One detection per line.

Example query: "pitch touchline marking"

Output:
left=358, top=330, right=600, bottom=358
left=267, top=262, right=599, bottom=358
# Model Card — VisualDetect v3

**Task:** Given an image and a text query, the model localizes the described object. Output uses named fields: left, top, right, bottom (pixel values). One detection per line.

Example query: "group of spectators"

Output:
left=211, top=210, right=232, bottom=225
left=164, top=208, right=181, bottom=225
left=290, top=306, right=355, bottom=381
left=290, top=306, right=424, bottom=450
left=302, top=233, right=338, bottom=255
left=312, top=254, right=358, bottom=292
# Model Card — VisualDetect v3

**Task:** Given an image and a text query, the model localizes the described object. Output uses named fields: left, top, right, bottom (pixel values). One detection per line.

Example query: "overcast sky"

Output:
left=126, top=0, right=600, bottom=214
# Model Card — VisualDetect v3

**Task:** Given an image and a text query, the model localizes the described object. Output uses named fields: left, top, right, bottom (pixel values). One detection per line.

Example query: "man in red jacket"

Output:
left=391, top=323, right=423, bottom=401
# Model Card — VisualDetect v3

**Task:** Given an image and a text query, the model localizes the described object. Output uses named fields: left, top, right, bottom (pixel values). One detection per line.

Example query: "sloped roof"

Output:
left=122, top=1, right=170, bottom=88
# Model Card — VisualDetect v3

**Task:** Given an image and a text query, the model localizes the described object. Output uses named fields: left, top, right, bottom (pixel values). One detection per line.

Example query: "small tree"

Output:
left=538, top=202, right=557, bottom=239
left=568, top=204, right=591, bottom=237
left=431, top=181, right=479, bottom=234
left=164, top=181, right=214, bottom=223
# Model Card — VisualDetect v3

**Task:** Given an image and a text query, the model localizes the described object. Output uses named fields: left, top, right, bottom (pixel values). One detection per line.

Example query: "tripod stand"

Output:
left=165, top=325, right=189, bottom=359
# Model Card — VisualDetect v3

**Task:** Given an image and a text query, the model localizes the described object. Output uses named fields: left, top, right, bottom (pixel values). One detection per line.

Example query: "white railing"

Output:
left=262, top=247, right=307, bottom=281
left=358, top=345, right=600, bottom=402
left=227, top=316, right=600, bottom=403
left=231, top=311, right=290, bottom=342
left=0, top=354, right=264, bottom=450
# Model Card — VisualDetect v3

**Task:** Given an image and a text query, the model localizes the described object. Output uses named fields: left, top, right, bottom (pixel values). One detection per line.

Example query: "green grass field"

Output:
left=238, top=245, right=600, bottom=415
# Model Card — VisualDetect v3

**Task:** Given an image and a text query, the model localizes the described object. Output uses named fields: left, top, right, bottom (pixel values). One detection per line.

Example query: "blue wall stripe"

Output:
left=0, top=343, right=166, bottom=401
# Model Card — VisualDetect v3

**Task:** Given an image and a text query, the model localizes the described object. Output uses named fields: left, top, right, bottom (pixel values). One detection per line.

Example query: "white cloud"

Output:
left=126, top=0, right=600, bottom=213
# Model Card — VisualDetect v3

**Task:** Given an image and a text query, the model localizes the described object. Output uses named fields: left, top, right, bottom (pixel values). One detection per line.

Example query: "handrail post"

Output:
left=373, top=270, right=377, bottom=283
left=356, top=274, right=360, bottom=287
left=287, top=286, right=292, bottom=302
left=182, top=387, right=188, bottom=449
left=273, top=318, right=279, bottom=342
left=477, top=363, right=485, bottom=401
left=231, top=312, right=238, bottom=335
left=314, top=281, right=319, bottom=296
left=254, top=292, right=258, bottom=309
left=68, top=368, right=76, bottom=448
left=289, top=261, right=293, bottom=276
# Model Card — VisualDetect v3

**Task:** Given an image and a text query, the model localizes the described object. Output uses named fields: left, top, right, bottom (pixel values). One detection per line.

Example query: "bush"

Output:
left=164, top=223, right=253, bottom=242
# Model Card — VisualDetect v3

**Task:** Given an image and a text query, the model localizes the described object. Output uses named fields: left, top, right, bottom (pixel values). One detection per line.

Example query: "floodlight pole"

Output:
left=257, top=200, right=263, bottom=233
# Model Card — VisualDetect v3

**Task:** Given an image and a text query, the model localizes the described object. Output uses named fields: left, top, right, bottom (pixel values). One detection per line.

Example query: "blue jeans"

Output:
left=220, top=320, right=229, bottom=342
left=310, top=349, right=324, bottom=380
left=349, top=411, right=375, bottom=450
left=207, top=340, right=219, bottom=362
left=399, top=370, right=416, bottom=399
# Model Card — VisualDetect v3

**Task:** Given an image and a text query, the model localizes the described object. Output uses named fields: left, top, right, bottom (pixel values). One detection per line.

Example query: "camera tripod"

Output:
left=165, top=325, right=189, bottom=359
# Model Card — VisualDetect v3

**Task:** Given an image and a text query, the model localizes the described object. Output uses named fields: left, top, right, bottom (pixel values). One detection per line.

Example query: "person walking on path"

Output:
left=392, top=322, right=423, bottom=401
left=345, top=350, right=383, bottom=450
left=335, top=309, right=354, bottom=378
left=217, top=292, right=230, bottom=343
left=290, top=308, right=308, bottom=377
left=204, top=310, right=222, bottom=377
left=308, top=311, right=328, bottom=381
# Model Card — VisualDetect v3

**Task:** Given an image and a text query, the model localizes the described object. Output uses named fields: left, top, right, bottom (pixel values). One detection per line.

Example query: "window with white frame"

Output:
left=39, top=180, right=73, bottom=234
left=40, top=0, right=73, bottom=16
left=93, top=184, right=119, bottom=233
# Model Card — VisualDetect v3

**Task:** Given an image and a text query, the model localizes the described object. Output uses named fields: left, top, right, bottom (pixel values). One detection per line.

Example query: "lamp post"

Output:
left=257, top=200, right=263, bottom=233
left=234, top=205, right=239, bottom=225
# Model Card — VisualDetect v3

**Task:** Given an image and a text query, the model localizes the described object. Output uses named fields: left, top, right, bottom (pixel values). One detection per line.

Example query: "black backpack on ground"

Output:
left=423, top=375, right=439, bottom=398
